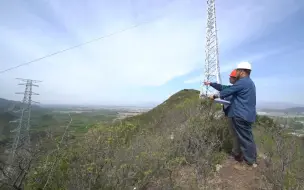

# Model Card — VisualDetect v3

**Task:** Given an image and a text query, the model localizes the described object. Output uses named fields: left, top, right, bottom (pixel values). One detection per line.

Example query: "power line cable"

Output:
left=0, top=19, right=155, bottom=74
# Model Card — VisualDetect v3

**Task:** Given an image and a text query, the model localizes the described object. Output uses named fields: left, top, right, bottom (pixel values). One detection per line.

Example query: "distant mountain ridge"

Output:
left=257, top=101, right=304, bottom=110
left=260, top=107, right=304, bottom=113
left=0, top=98, right=40, bottom=113
left=0, top=98, right=19, bottom=112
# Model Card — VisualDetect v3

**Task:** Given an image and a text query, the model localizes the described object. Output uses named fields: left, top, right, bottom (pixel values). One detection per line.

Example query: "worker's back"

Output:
left=228, top=76, right=256, bottom=123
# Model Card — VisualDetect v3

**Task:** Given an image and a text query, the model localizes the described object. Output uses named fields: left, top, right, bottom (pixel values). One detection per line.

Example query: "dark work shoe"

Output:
left=234, top=154, right=244, bottom=162
left=229, top=152, right=243, bottom=162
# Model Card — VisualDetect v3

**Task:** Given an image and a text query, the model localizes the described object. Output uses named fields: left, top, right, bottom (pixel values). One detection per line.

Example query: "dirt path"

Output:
left=209, top=157, right=267, bottom=190
left=147, top=156, right=269, bottom=190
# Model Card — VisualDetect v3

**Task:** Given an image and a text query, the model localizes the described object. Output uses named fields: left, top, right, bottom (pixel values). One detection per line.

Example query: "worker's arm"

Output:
left=221, top=85, right=232, bottom=90
left=213, top=81, right=243, bottom=99
left=210, top=83, right=231, bottom=91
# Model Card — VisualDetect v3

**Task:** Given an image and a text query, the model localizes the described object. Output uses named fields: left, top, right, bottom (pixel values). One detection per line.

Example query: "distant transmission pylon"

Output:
left=200, top=0, right=222, bottom=98
left=9, top=78, right=41, bottom=162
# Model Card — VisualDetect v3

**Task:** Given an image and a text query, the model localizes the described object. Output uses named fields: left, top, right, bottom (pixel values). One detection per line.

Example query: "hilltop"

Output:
left=2, top=89, right=304, bottom=190
left=124, top=89, right=206, bottom=126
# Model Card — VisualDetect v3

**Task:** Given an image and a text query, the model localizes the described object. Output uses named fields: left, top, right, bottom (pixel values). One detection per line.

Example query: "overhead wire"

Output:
left=0, top=19, right=156, bottom=74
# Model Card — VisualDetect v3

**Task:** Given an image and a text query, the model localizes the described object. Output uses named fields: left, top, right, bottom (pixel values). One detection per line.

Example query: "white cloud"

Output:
left=184, top=75, right=202, bottom=84
left=0, top=0, right=302, bottom=104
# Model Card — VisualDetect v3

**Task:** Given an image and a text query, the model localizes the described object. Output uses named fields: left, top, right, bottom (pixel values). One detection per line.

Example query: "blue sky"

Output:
left=0, top=0, right=303, bottom=106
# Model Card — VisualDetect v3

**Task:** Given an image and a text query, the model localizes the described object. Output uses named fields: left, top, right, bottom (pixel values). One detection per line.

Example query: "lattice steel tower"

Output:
left=9, top=78, right=41, bottom=162
left=200, top=0, right=222, bottom=97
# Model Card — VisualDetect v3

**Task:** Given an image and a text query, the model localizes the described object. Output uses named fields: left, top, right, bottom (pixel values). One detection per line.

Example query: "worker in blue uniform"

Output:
left=204, top=69, right=242, bottom=162
left=210, top=62, right=257, bottom=167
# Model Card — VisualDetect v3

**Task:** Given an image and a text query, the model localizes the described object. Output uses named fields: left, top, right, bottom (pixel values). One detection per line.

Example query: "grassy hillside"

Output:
left=0, top=98, right=43, bottom=143
left=2, top=89, right=304, bottom=190
left=0, top=112, right=17, bottom=139
left=22, top=89, right=233, bottom=189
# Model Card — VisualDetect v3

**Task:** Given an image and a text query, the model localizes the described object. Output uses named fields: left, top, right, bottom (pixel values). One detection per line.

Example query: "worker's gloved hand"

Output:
left=204, top=81, right=211, bottom=85
left=209, top=94, right=215, bottom=100
left=209, top=94, right=219, bottom=100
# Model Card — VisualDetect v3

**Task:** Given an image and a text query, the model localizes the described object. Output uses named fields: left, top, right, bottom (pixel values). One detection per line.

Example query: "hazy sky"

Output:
left=0, top=0, right=303, bottom=106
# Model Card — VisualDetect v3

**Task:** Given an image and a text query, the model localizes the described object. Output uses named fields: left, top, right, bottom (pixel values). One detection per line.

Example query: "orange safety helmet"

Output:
left=229, top=69, right=237, bottom=77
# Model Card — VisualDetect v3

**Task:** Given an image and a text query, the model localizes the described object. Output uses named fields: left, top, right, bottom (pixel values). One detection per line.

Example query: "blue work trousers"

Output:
left=231, top=116, right=257, bottom=164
